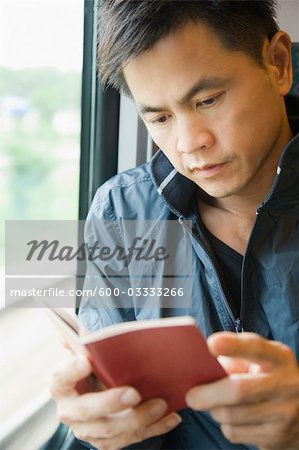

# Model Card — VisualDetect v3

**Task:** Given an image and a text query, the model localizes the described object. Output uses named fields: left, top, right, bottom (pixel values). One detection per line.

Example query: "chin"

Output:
left=199, top=184, right=240, bottom=199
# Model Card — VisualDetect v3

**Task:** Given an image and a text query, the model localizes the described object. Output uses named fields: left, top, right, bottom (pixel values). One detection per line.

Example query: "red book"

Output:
left=46, top=309, right=226, bottom=412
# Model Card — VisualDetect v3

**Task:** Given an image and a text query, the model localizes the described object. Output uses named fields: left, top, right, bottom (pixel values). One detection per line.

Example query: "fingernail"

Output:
left=150, top=399, right=167, bottom=416
left=166, top=413, right=182, bottom=428
left=121, top=388, right=141, bottom=405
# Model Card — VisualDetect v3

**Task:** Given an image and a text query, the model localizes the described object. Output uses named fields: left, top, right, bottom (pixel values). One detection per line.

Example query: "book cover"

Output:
left=46, top=309, right=226, bottom=412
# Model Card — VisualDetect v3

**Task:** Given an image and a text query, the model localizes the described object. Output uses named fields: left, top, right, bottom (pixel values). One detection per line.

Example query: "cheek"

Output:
left=227, top=78, right=280, bottom=137
left=217, top=100, right=262, bottom=154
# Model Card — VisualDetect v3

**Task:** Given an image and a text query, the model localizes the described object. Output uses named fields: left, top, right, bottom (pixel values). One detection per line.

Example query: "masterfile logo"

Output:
left=26, top=236, right=170, bottom=267
left=5, top=220, right=192, bottom=309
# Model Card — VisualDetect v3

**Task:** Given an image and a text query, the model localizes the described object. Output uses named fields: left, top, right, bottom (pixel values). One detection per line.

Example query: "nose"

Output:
left=176, top=114, right=215, bottom=154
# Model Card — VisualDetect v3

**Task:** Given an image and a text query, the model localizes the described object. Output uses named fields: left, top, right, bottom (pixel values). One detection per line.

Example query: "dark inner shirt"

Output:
left=205, top=228, right=243, bottom=319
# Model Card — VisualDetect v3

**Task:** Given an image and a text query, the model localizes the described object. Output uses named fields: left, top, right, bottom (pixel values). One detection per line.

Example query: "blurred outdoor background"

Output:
left=0, top=0, right=83, bottom=446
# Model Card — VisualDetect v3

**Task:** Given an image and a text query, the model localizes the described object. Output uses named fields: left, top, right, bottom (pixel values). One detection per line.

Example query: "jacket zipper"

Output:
left=237, top=163, right=285, bottom=327
left=238, top=206, right=263, bottom=330
left=178, top=216, right=243, bottom=333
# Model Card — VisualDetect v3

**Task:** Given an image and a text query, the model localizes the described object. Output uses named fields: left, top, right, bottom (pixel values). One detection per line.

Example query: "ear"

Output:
left=267, top=31, right=293, bottom=96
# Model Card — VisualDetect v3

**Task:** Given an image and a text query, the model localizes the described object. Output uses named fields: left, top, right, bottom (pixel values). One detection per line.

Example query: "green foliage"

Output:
left=0, top=67, right=81, bottom=120
left=0, top=66, right=81, bottom=260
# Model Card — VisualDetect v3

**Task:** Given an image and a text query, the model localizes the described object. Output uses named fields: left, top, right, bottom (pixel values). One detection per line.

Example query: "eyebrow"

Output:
left=137, top=76, right=230, bottom=116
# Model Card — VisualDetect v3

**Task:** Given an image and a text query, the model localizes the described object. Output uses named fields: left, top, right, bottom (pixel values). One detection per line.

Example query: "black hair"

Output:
left=97, top=0, right=279, bottom=94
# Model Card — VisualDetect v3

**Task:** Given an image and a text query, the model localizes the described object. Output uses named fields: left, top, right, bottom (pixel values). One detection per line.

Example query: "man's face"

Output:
left=123, top=21, right=291, bottom=200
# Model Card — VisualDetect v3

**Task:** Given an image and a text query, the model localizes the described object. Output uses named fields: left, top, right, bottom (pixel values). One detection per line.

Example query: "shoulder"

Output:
left=87, top=163, right=168, bottom=221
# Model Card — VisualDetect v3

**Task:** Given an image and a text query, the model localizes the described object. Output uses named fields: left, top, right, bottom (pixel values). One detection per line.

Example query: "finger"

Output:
left=208, top=332, right=295, bottom=368
left=73, top=398, right=170, bottom=441
left=220, top=419, right=296, bottom=449
left=187, top=366, right=299, bottom=410
left=87, top=412, right=182, bottom=450
left=186, top=371, right=281, bottom=409
left=50, top=355, right=92, bottom=398
left=58, top=386, right=142, bottom=423
left=220, top=422, right=269, bottom=447
left=210, top=400, right=295, bottom=426
left=143, top=412, right=182, bottom=438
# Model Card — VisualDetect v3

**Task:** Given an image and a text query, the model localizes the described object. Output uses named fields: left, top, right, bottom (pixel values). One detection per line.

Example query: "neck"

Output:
left=211, top=189, right=268, bottom=221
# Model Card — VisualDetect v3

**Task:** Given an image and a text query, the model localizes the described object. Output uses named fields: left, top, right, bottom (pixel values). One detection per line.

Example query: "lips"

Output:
left=189, top=162, right=227, bottom=178
left=198, top=163, right=222, bottom=170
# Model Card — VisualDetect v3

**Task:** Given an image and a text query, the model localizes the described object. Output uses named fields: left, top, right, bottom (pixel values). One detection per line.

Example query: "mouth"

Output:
left=188, top=162, right=227, bottom=178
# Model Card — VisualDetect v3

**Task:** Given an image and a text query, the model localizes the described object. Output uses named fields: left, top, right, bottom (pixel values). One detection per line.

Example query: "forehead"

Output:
left=123, top=20, right=257, bottom=106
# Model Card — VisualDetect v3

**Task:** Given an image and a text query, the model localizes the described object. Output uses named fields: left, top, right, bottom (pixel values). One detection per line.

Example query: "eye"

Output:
left=150, top=114, right=171, bottom=125
left=196, top=93, right=223, bottom=109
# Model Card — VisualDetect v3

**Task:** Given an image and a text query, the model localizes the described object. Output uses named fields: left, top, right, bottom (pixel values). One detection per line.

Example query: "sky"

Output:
left=0, top=0, right=84, bottom=71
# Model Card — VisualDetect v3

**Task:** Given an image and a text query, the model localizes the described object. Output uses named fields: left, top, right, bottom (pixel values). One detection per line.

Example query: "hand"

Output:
left=50, top=354, right=182, bottom=450
left=185, top=332, right=299, bottom=450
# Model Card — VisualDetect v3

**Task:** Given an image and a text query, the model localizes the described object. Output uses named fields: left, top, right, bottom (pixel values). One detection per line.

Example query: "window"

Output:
left=0, top=1, right=84, bottom=447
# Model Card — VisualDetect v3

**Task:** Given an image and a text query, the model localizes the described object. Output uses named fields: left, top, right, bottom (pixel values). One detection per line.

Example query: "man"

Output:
left=51, top=1, right=299, bottom=449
